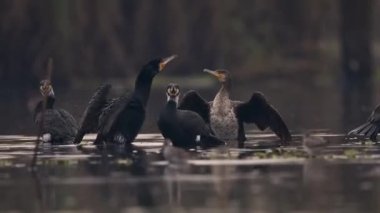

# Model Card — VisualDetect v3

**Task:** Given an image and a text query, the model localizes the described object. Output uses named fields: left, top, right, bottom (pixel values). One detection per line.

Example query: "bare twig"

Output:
left=30, top=58, right=53, bottom=169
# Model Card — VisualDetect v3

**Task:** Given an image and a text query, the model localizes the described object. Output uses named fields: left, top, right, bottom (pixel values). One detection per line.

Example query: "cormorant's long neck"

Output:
left=214, top=79, right=232, bottom=103
left=133, top=73, right=154, bottom=106
left=166, top=100, right=178, bottom=111
left=45, top=95, right=55, bottom=109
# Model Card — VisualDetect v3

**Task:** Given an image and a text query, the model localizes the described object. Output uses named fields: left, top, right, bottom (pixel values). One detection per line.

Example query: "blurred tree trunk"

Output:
left=341, top=0, right=373, bottom=130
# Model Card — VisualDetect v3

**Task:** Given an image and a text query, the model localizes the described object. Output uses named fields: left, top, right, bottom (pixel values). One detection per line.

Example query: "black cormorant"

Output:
left=75, top=55, right=177, bottom=145
left=158, top=83, right=225, bottom=148
left=179, top=69, right=292, bottom=147
left=348, top=105, right=380, bottom=142
left=33, top=80, right=78, bottom=144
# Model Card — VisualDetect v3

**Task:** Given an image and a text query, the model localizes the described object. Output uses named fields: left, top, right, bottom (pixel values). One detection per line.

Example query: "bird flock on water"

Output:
left=33, top=55, right=379, bottom=162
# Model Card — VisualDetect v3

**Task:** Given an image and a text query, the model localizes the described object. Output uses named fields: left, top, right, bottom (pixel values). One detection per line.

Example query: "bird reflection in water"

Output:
left=209, top=147, right=235, bottom=209
left=162, top=139, right=190, bottom=206
left=76, top=143, right=155, bottom=207
left=302, top=159, right=341, bottom=211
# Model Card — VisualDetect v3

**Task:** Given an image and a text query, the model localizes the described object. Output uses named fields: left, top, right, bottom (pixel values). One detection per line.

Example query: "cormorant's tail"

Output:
left=200, top=135, right=226, bottom=148
left=73, top=130, right=85, bottom=144
left=348, top=122, right=379, bottom=142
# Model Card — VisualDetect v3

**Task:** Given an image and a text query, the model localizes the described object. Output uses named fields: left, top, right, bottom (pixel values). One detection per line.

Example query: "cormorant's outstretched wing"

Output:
left=178, top=90, right=210, bottom=123
left=98, top=97, right=120, bottom=126
left=348, top=105, right=380, bottom=142
left=234, top=92, right=291, bottom=144
left=98, top=93, right=132, bottom=137
left=74, top=84, right=111, bottom=144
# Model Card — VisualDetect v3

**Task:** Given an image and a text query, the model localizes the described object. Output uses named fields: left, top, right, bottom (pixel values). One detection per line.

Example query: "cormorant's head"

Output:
left=166, top=83, right=180, bottom=103
left=39, top=80, right=54, bottom=97
left=141, top=55, right=177, bottom=78
left=203, top=69, right=231, bottom=83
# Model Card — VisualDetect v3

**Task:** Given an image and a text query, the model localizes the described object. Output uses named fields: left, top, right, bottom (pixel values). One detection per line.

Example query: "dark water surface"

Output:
left=0, top=133, right=380, bottom=212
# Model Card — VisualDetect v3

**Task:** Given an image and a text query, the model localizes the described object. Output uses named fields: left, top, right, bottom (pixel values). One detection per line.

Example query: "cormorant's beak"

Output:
left=203, top=69, right=223, bottom=81
left=159, top=55, right=177, bottom=71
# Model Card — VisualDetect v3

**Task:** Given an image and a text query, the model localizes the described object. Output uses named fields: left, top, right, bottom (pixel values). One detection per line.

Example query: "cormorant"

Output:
left=158, top=83, right=225, bottom=148
left=348, top=105, right=380, bottom=142
left=179, top=69, right=292, bottom=147
left=75, top=55, right=177, bottom=145
left=33, top=80, right=78, bottom=144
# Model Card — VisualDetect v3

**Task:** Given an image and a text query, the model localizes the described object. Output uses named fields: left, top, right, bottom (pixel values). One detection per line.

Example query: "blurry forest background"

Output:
left=0, top=0, right=377, bottom=134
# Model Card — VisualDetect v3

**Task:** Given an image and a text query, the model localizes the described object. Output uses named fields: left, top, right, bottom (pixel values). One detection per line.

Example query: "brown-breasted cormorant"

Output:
left=33, top=80, right=78, bottom=144
left=348, top=105, right=380, bottom=142
left=158, top=83, right=225, bottom=148
left=179, top=69, right=292, bottom=147
left=75, top=55, right=177, bottom=145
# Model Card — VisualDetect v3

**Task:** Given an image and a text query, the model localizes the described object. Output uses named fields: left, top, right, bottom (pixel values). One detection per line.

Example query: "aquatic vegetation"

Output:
left=344, top=149, right=360, bottom=159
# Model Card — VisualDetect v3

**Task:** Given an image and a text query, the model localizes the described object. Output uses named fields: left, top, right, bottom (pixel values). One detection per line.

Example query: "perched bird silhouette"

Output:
left=158, top=83, right=225, bottom=148
left=74, top=55, right=177, bottom=145
left=34, top=80, right=78, bottom=144
left=348, top=105, right=380, bottom=142
left=179, top=69, right=291, bottom=147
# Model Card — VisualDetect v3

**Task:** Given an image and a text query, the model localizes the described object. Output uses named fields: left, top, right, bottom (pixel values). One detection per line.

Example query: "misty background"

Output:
left=0, top=0, right=377, bottom=135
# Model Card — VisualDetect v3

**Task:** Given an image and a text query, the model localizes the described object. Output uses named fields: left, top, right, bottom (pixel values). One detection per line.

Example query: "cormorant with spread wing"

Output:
left=34, top=80, right=78, bottom=144
left=348, top=105, right=380, bottom=142
left=158, top=83, right=225, bottom=148
left=74, top=55, right=177, bottom=145
left=179, top=69, right=291, bottom=147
